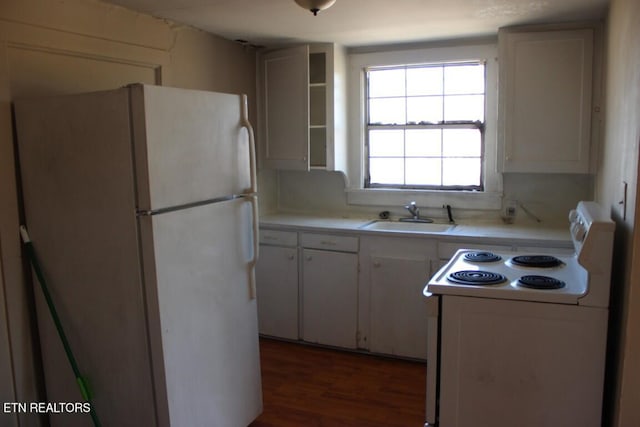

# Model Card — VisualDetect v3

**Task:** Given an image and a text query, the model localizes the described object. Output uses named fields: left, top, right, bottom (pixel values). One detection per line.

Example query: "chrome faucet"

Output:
left=405, top=201, right=420, bottom=220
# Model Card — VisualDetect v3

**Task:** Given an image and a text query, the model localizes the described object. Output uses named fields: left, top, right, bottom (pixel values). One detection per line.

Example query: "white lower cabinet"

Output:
left=257, top=224, right=578, bottom=360
left=359, top=236, right=438, bottom=360
left=369, top=256, right=430, bottom=359
left=256, top=230, right=299, bottom=340
left=301, top=233, right=359, bottom=349
left=256, top=229, right=359, bottom=349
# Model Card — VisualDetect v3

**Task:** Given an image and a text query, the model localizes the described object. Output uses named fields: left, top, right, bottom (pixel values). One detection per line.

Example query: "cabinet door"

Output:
left=369, top=256, right=430, bottom=359
left=499, top=28, right=594, bottom=173
left=256, top=245, right=299, bottom=340
left=262, top=45, right=309, bottom=170
left=302, top=249, right=358, bottom=348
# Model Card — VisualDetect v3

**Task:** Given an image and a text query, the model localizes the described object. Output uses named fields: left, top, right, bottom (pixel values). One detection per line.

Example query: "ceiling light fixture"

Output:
left=294, top=0, right=336, bottom=16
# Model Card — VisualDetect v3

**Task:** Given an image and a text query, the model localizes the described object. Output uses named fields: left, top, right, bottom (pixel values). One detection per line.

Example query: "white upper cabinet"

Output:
left=258, top=43, right=347, bottom=171
left=260, top=45, right=309, bottom=170
left=498, top=27, right=595, bottom=173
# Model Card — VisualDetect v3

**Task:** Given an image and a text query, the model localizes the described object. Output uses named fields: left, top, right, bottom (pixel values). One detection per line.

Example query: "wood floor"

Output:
left=250, top=338, right=427, bottom=427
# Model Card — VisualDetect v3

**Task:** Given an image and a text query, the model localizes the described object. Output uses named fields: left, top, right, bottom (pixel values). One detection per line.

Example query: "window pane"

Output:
left=370, top=158, right=404, bottom=185
left=407, top=66, right=443, bottom=96
left=369, top=130, right=404, bottom=157
left=369, top=68, right=405, bottom=97
left=443, top=95, right=484, bottom=121
left=443, top=158, right=481, bottom=186
left=444, top=64, right=484, bottom=94
left=406, top=158, right=441, bottom=186
left=369, top=97, right=406, bottom=124
left=443, top=129, right=481, bottom=157
left=407, top=96, right=443, bottom=124
left=366, top=60, right=486, bottom=190
left=406, top=129, right=442, bottom=157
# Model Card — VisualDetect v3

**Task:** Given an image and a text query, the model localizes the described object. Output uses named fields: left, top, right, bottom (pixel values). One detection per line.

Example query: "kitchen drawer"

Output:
left=259, top=229, right=298, bottom=247
left=300, top=233, right=358, bottom=253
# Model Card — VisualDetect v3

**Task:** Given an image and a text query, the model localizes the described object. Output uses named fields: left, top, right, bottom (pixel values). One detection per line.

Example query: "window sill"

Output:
left=346, top=187, right=502, bottom=210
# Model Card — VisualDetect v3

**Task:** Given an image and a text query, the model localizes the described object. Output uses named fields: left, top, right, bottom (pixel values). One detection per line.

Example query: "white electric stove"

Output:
left=423, top=201, right=615, bottom=427
left=427, top=249, right=588, bottom=305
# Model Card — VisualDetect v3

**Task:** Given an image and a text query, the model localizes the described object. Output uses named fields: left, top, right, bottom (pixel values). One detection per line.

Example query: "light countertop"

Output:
left=259, top=212, right=572, bottom=248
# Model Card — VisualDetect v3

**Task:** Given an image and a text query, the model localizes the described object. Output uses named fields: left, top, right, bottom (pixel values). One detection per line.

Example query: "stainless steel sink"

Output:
left=360, top=220, right=456, bottom=233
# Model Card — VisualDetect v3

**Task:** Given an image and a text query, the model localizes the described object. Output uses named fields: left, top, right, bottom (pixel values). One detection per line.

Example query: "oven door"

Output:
left=425, top=292, right=439, bottom=426
left=438, top=295, right=608, bottom=427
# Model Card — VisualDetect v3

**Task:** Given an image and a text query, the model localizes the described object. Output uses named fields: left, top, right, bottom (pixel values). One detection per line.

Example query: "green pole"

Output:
left=20, top=226, right=101, bottom=427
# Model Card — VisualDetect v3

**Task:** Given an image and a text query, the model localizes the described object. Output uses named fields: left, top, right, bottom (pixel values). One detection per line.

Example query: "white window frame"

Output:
left=346, top=42, right=502, bottom=210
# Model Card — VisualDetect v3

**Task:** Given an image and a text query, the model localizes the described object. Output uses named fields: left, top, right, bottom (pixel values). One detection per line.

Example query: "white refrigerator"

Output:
left=14, top=84, right=262, bottom=427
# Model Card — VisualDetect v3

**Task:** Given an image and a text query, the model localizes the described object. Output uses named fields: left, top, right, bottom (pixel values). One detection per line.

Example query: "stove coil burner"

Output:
left=464, top=251, right=502, bottom=263
left=511, top=255, right=564, bottom=268
left=517, top=275, right=566, bottom=290
left=448, top=270, right=507, bottom=286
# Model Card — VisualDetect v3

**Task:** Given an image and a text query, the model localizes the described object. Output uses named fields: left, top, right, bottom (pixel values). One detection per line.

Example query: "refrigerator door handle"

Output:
left=241, top=94, right=259, bottom=299
left=136, top=195, right=240, bottom=216
left=241, top=94, right=258, bottom=197
left=247, top=193, right=259, bottom=299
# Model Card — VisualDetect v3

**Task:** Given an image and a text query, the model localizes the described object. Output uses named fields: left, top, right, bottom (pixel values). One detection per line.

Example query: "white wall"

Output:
left=274, top=163, right=595, bottom=224
left=599, top=0, right=640, bottom=425
left=0, top=1, right=256, bottom=425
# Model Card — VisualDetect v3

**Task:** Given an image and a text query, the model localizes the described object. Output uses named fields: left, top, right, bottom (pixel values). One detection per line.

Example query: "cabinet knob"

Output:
left=305, top=256, right=313, bottom=261
left=288, top=255, right=295, bottom=260
left=373, top=261, right=381, bottom=268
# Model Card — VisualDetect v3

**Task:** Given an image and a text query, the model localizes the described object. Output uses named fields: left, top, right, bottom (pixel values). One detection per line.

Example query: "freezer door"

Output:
left=138, top=197, right=262, bottom=427
left=130, top=84, right=253, bottom=211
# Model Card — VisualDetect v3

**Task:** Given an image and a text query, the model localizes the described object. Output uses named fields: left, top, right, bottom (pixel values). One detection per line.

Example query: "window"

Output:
left=346, top=43, right=501, bottom=210
left=365, top=62, right=485, bottom=190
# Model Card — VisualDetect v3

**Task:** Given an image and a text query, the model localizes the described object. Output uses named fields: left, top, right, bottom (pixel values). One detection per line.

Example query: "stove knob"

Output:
left=574, top=223, right=587, bottom=242
left=568, top=209, right=579, bottom=223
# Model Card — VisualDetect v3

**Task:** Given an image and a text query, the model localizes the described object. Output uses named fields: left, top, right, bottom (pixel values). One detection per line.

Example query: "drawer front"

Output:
left=300, top=233, right=359, bottom=253
left=259, top=229, right=298, bottom=247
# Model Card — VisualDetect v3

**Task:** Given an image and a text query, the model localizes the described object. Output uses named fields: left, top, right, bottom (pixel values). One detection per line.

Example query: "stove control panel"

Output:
left=570, top=201, right=615, bottom=273
left=569, top=209, right=587, bottom=243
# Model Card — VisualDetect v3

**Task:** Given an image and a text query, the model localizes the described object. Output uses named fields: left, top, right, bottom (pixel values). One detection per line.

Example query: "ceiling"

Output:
left=100, top=0, right=609, bottom=48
